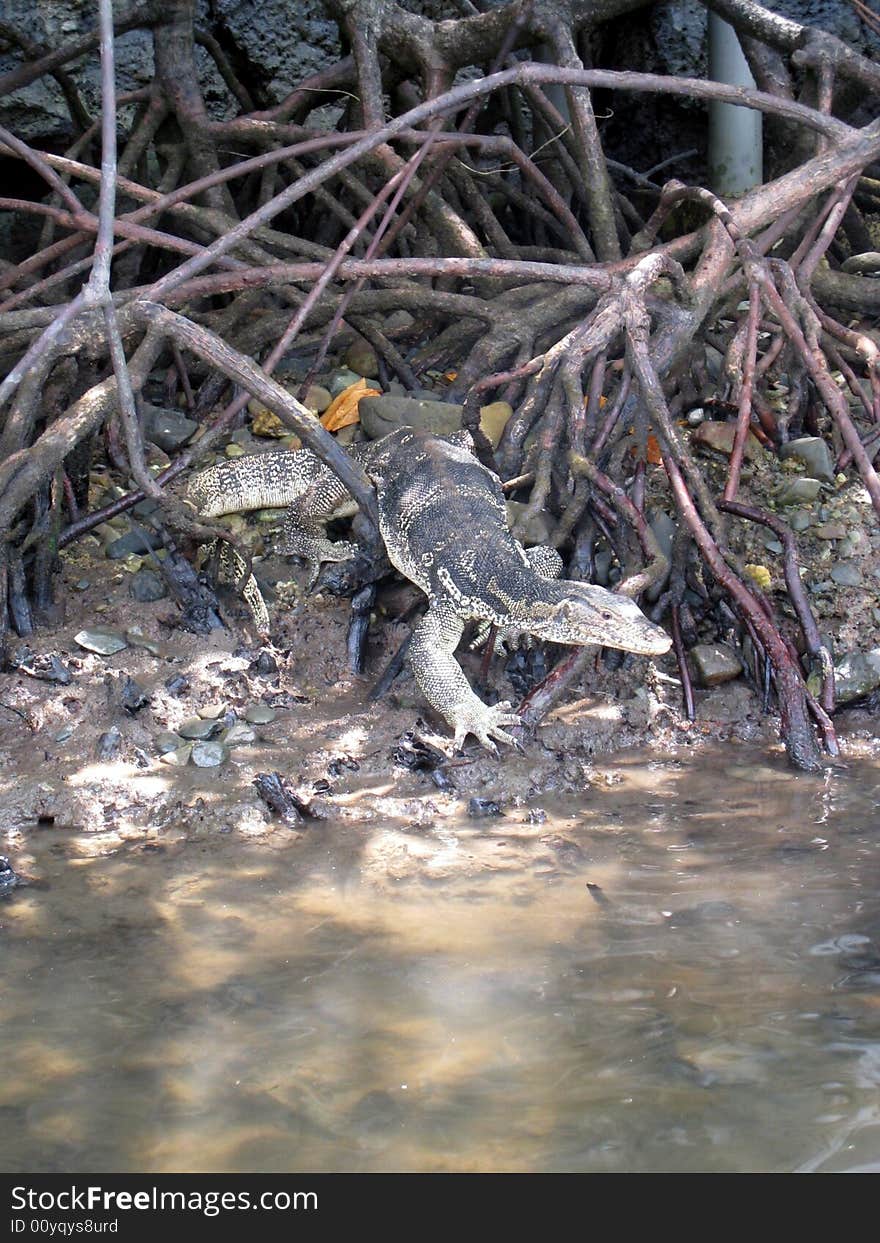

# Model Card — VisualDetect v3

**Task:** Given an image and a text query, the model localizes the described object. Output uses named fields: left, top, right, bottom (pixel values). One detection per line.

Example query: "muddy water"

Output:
left=2, top=746, right=879, bottom=1173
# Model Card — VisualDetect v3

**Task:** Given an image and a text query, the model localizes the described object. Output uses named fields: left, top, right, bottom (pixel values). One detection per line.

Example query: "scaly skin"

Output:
left=187, top=429, right=671, bottom=749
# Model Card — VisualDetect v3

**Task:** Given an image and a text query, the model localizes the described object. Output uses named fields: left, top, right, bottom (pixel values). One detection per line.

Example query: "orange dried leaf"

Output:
left=320, top=378, right=379, bottom=432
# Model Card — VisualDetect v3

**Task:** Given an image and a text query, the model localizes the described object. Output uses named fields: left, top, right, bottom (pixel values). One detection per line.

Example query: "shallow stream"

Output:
left=2, top=746, right=879, bottom=1172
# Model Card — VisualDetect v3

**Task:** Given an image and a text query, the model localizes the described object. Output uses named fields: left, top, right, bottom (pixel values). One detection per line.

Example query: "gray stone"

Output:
left=106, top=523, right=162, bottom=558
left=190, top=740, right=229, bottom=768
left=830, top=561, right=862, bottom=586
left=809, top=649, right=880, bottom=704
left=245, top=704, right=276, bottom=724
left=155, top=731, right=183, bottom=755
left=178, top=717, right=221, bottom=740
left=142, top=404, right=199, bottom=454
left=197, top=703, right=227, bottom=720
left=777, top=478, right=824, bottom=506
left=327, top=368, right=364, bottom=396
left=74, top=628, right=128, bottom=656
left=160, top=744, right=193, bottom=767
left=222, top=723, right=257, bottom=746
left=129, top=569, right=168, bottom=602
left=779, top=436, right=836, bottom=483
left=303, top=384, right=332, bottom=414
left=790, top=509, right=813, bottom=532
left=343, top=338, right=380, bottom=378
left=125, top=629, right=164, bottom=656
left=54, top=724, right=74, bottom=743
left=813, top=522, right=847, bottom=540
left=359, top=394, right=464, bottom=440
left=505, top=500, right=554, bottom=547
left=690, top=643, right=743, bottom=687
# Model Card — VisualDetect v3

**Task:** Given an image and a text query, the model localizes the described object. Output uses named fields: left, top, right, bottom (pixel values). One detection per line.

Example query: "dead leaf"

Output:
left=320, top=377, right=380, bottom=432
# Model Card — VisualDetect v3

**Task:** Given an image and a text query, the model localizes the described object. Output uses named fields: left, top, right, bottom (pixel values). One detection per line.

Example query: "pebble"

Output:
left=304, top=384, right=332, bottom=414
left=178, top=717, right=221, bottom=740
left=777, top=478, right=823, bottom=506
left=129, top=570, right=168, bottom=602
left=343, top=338, right=380, bottom=378
left=190, top=740, right=228, bottom=768
left=160, top=744, right=193, bottom=767
left=814, top=522, right=847, bottom=540
left=790, top=509, right=812, bottom=532
left=142, top=404, right=198, bottom=453
left=222, top=723, right=257, bottom=746
left=479, top=401, right=513, bottom=448
left=197, top=703, right=227, bottom=720
left=126, top=629, right=163, bottom=656
left=328, top=368, right=364, bottom=396
left=779, top=436, right=835, bottom=483
left=105, top=525, right=162, bottom=560
left=830, top=561, right=862, bottom=587
left=96, top=726, right=122, bottom=760
left=359, top=394, right=463, bottom=440
left=120, top=676, right=149, bottom=714
left=155, top=731, right=183, bottom=755
left=74, top=628, right=128, bottom=656
left=245, top=704, right=276, bottom=724
left=225, top=442, right=246, bottom=457
left=690, top=643, right=743, bottom=687
left=468, top=797, right=504, bottom=818
left=54, top=724, right=75, bottom=743
left=692, top=421, right=762, bottom=461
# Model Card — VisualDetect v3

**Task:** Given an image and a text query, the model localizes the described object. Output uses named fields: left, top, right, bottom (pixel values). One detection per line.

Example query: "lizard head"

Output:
left=529, top=582, right=672, bottom=655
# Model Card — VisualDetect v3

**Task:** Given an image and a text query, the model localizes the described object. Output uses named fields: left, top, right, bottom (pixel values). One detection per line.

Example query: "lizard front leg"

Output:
left=409, top=601, right=520, bottom=753
left=275, top=473, right=359, bottom=588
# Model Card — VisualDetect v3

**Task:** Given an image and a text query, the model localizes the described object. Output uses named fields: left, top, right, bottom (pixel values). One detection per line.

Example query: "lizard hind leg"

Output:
left=212, top=538, right=271, bottom=635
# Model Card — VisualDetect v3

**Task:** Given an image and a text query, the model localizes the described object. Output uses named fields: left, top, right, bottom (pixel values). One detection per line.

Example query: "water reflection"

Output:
left=2, top=747, right=879, bottom=1172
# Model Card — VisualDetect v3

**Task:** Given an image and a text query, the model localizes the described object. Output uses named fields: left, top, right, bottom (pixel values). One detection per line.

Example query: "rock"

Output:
left=504, top=500, right=554, bottom=547
left=197, top=703, right=227, bottom=720
left=142, top=404, right=198, bottom=453
left=479, top=401, right=513, bottom=448
left=160, top=744, right=193, bottom=767
left=385, top=309, right=415, bottom=334
left=830, top=561, right=862, bottom=587
left=343, top=337, right=380, bottom=378
left=155, top=731, right=182, bottom=755
left=12, top=648, right=72, bottom=684
left=54, top=724, right=74, bottom=743
left=303, top=384, right=332, bottom=414
left=74, top=628, right=128, bottom=656
left=691, top=421, right=762, bottom=461
left=129, top=569, right=168, bottom=602
left=164, top=674, right=189, bottom=696
left=178, top=717, right=221, bottom=740
left=125, top=628, right=164, bottom=655
left=190, top=740, right=229, bottom=768
left=0, top=856, right=21, bottom=895
left=245, top=704, right=276, bottom=724
left=468, top=797, right=504, bottom=818
left=813, top=522, right=847, bottom=540
left=96, top=726, right=122, bottom=760
left=359, top=394, right=464, bottom=440
left=790, top=509, right=812, bottom=532
left=120, top=676, right=150, bottom=714
left=222, top=723, right=257, bottom=746
left=777, top=478, right=823, bottom=506
left=249, top=403, right=289, bottom=438
left=810, top=649, right=880, bottom=704
left=328, top=368, right=364, bottom=396
left=690, top=643, right=743, bottom=687
left=105, top=525, right=163, bottom=559
left=225, top=442, right=246, bottom=457
left=780, top=436, right=835, bottom=483
left=251, top=652, right=278, bottom=677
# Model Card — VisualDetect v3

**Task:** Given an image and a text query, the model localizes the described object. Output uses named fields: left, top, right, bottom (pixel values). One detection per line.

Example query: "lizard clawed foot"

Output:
left=452, top=700, right=522, bottom=753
